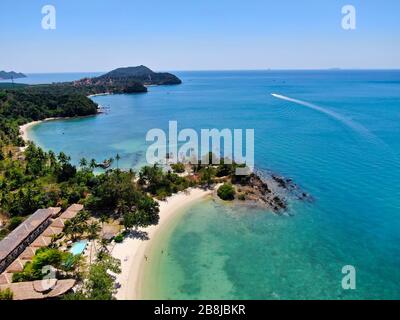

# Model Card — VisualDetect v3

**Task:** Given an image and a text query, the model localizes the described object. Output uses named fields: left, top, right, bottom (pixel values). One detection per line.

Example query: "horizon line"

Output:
left=9, top=68, right=400, bottom=75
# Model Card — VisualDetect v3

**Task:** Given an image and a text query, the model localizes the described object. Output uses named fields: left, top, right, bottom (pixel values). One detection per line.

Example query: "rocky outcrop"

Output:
left=229, top=172, right=312, bottom=214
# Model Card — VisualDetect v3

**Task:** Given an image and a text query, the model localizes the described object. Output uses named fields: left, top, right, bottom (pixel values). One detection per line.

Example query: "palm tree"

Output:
left=90, top=159, right=97, bottom=169
left=98, top=215, right=109, bottom=240
left=48, top=150, right=56, bottom=168
left=87, top=221, right=101, bottom=264
left=79, top=158, right=88, bottom=168
left=99, top=215, right=109, bottom=229
left=58, top=152, right=70, bottom=165
left=98, top=237, right=110, bottom=254
left=64, top=219, right=85, bottom=241
left=64, top=212, right=89, bottom=241
left=76, top=210, right=90, bottom=223
left=115, top=153, right=121, bottom=169
left=87, top=221, right=101, bottom=239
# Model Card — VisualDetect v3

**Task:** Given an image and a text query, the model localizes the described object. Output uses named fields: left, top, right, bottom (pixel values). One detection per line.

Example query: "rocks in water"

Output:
left=271, top=174, right=313, bottom=202
left=230, top=173, right=287, bottom=213
left=228, top=171, right=312, bottom=214
left=271, top=196, right=287, bottom=212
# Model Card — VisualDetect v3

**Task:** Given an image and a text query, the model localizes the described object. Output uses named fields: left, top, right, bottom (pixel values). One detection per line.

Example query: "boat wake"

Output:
left=271, top=93, right=381, bottom=143
left=271, top=93, right=400, bottom=167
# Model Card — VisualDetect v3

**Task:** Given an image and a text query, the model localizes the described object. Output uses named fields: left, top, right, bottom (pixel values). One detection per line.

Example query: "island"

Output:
left=96, top=65, right=182, bottom=85
left=0, top=71, right=26, bottom=80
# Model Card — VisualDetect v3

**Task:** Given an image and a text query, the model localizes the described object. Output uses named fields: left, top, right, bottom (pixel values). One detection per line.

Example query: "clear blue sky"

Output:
left=0, top=0, right=399, bottom=72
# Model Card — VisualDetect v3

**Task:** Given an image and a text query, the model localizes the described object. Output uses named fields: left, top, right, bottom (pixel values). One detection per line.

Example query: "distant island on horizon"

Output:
left=0, top=70, right=26, bottom=80
left=72, top=65, right=182, bottom=93
left=48, top=65, right=182, bottom=94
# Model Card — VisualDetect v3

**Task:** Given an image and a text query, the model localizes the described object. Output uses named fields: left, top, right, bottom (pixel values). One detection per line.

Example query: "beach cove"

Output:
left=24, top=70, right=400, bottom=299
left=112, top=188, right=216, bottom=300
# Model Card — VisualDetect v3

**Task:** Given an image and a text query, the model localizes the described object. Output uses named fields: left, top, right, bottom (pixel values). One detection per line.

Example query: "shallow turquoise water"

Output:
left=30, top=70, right=400, bottom=299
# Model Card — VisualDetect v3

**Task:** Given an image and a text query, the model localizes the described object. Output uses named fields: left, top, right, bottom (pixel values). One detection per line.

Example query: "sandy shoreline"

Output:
left=18, top=93, right=107, bottom=145
left=19, top=117, right=65, bottom=144
left=19, top=110, right=103, bottom=146
left=17, top=94, right=216, bottom=300
left=112, top=187, right=216, bottom=300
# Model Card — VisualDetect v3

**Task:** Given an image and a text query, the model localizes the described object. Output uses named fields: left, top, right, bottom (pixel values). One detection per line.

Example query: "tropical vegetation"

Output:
left=217, top=183, right=236, bottom=201
left=0, top=288, right=13, bottom=300
left=12, top=247, right=77, bottom=282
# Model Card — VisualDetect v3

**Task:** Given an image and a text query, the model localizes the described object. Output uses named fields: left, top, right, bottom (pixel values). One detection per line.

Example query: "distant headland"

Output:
left=0, top=70, right=26, bottom=80
left=70, top=65, right=182, bottom=94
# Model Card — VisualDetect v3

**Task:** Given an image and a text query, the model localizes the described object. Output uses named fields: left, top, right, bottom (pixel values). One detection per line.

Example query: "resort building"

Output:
left=0, top=207, right=61, bottom=274
left=0, top=204, right=85, bottom=299
left=0, top=204, right=84, bottom=284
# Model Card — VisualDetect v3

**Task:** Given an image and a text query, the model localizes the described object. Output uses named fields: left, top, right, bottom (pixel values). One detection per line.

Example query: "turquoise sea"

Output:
left=28, top=70, right=400, bottom=299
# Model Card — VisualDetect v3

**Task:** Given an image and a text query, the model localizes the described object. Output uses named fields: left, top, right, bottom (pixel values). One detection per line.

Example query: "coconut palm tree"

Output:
left=58, top=152, right=70, bottom=165
left=98, top=237, right=110, bottom=254
left=76, top=210, right=91, bottom=223
left=87, top=221, right=101, bottom=264
left=64, top=219, right=85, bottom=241
left=87, top=221, right=101, bottom=240
left=90, top=158, right=97, bottom=169
left=48, top=150, right=57, bottom=168
left=64, top=211, right=90, bottom=241
left=79, top=157, right=88, bottom=168
left=99, top=215, right=109, bottom=230
left=115, top=153, right=121, bottom=169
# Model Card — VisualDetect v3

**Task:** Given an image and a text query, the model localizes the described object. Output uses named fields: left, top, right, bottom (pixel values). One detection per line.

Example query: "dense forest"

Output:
left=0, top=88, right=98, bottom=146
left=97, top=65, right=182, bottom=85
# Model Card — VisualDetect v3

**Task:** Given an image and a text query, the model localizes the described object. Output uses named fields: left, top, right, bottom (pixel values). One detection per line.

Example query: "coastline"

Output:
left=112, top=187, right=217, bottom=300
left=19, top=117, right=65, bottom=144
left=19, top=109, right=103, bottom=146
left=19, top=93, right=108, bottom=145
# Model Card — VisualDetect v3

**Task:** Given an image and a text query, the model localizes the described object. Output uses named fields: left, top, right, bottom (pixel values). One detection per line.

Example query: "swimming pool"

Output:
left=70, top=240, right=88, bottom=255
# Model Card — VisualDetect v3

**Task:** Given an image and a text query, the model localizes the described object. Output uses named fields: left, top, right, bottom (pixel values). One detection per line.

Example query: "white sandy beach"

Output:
left=112, top=187, right=216, bottom=300
left=19, top=118, right=63, bottom=144
left=18, top=93, right=106, bottom=145
left=19, top=120, right=42, bottom=143
left=19, top=108, right=103, bottom=146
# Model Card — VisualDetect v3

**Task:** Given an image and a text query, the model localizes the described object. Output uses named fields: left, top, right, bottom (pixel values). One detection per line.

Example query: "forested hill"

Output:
left=97, top=65, right=182, bottom=85
left=72, top=65, right=182, bottom=93
left=0, top=89, right=98, bottom=146
left=0, top=71, right=26, bottom=80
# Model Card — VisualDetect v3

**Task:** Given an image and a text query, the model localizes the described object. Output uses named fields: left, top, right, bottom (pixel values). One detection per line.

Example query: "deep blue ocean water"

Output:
left=28, top=70, right=400, bottom=299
